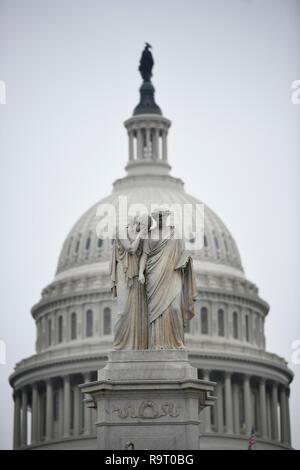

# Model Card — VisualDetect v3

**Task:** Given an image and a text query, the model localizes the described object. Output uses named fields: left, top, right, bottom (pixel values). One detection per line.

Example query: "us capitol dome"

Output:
left=10, top=52, right=293, bottom=450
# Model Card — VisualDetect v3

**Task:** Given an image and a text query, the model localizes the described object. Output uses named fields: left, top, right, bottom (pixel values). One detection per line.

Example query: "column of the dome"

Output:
left=128, top=131, right=134, bottom=161
left=36, top=320, right=40, bottom=353
left=262, top=318, right=266, bottom=349
left=79, top=378, right=84, bottom=435
left=51, top=314, right=55, bottom=347
left=145, top=127, right=151, bottom=158
left=136, top=128, right=143, bottom=160
left=83, top=372, right=92, bottom=435
left=46, top=379, right=53, bottom=440
left=91, top=407, right=96, bottom=434
left=162, top=130, right=167, bottom=161
left=249, top=312, right=254, bottom=345
left=271, top=382, right=279, bottom=441
left=224, top=372, right=233, bottom=434
left=153, top=128, right=159, bottom=159
left=285, top=388, right=291, bottom=445
left=63, top=375, right=71, bottom=438
left=13, top=390, right=21, bottom=449
left=202, top=370, right=211, bottom=433
left=38, top=388, right=45, bottom=442
left=63, top=310, right=68, bottom=342
left=232, top=382, right=240, bottom=434
left=266, top=388, right=272, bottom=439
left=211, top=304, right=217, bottom=339
left=279, top=385, right=288, bottom=444
left=79, top=306, right=83, bottom=340
left=31, top=383, right=39, bottom=444
left=21, top=388, right=28, bottom=447
left=58, top=384, right=64, bottom=438
left=252, top=386, right=257, bottom=433
left=243, top=375, right=252, bottom=435
left=216, top=379, right=224, bottom=433
left=259, top=317, right=264, bottom=349
left=39, top=318, right=44, bottom=351
left=259, top=378, right=267, bottom=439
left=73, top=382, right=81, bottom=436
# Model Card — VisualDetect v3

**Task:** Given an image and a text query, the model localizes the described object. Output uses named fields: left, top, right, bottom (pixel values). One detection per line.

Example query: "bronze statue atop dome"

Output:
left=138, top=43, right=154, bottom=82
left=134, top=43, right=162, bottom=115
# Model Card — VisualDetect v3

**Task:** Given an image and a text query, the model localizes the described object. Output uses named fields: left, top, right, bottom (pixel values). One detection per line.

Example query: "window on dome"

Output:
left=85, top=237, right=91, bottom=250
left=218, top=309, right=225, bottom=336
left=67, top=239, right=72, bottom=256
left=58, top=316, right=63, bottom=343
left=71, top=312, right=77, bottom=340
left=103, top=307, right=111, bottom=335
left=75, top=239, right=80, bottom=254
left=86, top=309, right=93, bottom=337
left=224, top=238, right=229, bottom=253
left=201, top=307, right=208, bottom=334
left=214, top=236, right=219, bottom=250
left=48, top=318, right=52, bottom=346
left=245, top=315, right=250, bottom=342
left=233, top=311, right=238, bottom=339
left=204, top=234, right=208, bottom=247
left=97, top=238, right=103, bottom=248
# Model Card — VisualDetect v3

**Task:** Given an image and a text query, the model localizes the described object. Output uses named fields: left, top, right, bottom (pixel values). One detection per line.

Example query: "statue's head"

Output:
left=136, top=213, right=153, bottom=234
left=151, top=208, right=172, bottom=230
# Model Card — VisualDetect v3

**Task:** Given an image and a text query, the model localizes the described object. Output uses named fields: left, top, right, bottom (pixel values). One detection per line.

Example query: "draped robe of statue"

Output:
left=110, top=234, right=148, bottom=350
left=142, top=227, right=196, bottom=349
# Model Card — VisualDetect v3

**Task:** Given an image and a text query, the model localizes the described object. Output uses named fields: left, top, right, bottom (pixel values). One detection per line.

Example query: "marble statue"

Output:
left=111, top=209, right=197, bottom=350
left=110, top=215, right=149, bottom=350
left=139, top=209, right=196, bottom=349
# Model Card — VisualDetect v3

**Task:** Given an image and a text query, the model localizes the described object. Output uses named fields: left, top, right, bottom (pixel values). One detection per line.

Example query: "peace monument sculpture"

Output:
left=111, top=209, right=196, bottom=351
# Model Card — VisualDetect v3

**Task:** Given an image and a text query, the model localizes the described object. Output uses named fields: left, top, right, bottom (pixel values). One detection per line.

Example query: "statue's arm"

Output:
left=119, top=233, right=142, bottom=253
left=128, top=232, right=142, bottom=254
left=138, top=252, right=148, bottom=284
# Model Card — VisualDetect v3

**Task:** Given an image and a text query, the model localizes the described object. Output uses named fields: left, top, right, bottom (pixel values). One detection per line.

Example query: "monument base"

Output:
left=81, top=350, right=215, bottom=450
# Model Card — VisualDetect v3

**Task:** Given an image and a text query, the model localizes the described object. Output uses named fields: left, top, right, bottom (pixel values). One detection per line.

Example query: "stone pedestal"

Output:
left=80, top=350, right=216, bottom=450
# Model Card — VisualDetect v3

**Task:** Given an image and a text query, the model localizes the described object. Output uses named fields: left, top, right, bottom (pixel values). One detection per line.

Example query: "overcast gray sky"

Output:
left=0, top=0, right=299, bottom=449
